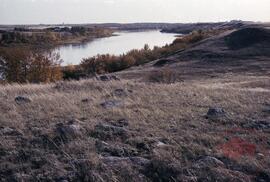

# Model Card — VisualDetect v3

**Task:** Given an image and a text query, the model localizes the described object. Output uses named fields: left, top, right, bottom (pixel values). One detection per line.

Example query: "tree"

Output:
left=0, top=48, right=63, bottom=83
left=144, top=44, right=150, bottom=51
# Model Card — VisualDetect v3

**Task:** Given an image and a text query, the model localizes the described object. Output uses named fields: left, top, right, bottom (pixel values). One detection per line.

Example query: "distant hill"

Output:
left=117, top=26, right=270, bottom=81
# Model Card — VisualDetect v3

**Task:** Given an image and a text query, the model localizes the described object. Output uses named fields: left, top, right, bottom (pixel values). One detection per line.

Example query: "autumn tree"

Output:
left=0, top=48, right=63, bottom=83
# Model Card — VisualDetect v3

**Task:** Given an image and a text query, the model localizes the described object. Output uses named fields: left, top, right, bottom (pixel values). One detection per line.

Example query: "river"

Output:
left=55, top=30, right=179, bottom=65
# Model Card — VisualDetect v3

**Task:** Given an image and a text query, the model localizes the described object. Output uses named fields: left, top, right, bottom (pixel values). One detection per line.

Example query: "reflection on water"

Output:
left=55, top=30, right=179, bottom=65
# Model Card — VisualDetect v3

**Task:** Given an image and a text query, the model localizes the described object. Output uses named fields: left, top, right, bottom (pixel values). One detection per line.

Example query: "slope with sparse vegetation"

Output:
left=0, top=23, right=270, bottom=182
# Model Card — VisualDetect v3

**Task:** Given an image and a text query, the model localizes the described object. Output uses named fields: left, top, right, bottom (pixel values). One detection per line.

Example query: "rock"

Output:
left=101, top=156, right=130, bottom=166
left=206, top=107, right=226, bottom=119
left=95, top=140, right=137, bottom=157
left=262, top=103, right=270, bottom=114
left=0, top=127, right=23, bottom=136
left=55, top=121, right=83, bottom=142
left=81, top=98, right=90, bottom=103
left=255, top=171, right=270, bottom=182
left=113, top=89, right=128, bottom=97
left=193, top=156, right=224, bottom=168
left=110, top=119, right=129, bottom=127
left=156, top=141, right=166, bottom=147
left=0, top=148, right=7, bottom=158
left=241, top=120, right=270, bottom=130
left=126, top=137, right=158, bottom=153
left=12, top=173, right=32, bottom=182
left=99, top=75, right=120, bottom=81
left=15, top=96, right=32, bottom=105
left=92, top=123, right=128, bottom=140
left=101, top=156, right=150, bottom=167
left=257, top=153, right=265, bottom=159
left=130, top=157, right=150, bottom=167
left=100, top=100, right=123, bottom=109
left=99, top=75, right=110, bottom=81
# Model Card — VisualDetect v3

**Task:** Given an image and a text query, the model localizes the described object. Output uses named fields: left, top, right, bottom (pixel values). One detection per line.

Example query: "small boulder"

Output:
left=156, top=141, right=166, bottom=147
left=91, top=123, right=128, bottom=140
left=193, top=156, right=224, bottom=169
left=0, top=127, right=23, bottom=136
left=206, top=107, right=226, bottom=119
left=15, top=96, right=32, bottom=105
left=263, top=103, right=270, bottom=114
left=55, top=120, right=83, bottom=142
left=110, top=119, right=129, bottom=127
left=113, top=89, right=128, bottom=97
left=241, top=120, right=270, bottom=130
left=101, top=156, right=130, bottom=167
left=99, top=75, right=110, bottom=81
left=101, top=156, right=150, bottom=168
left=130, top=157, right=150, bottom=167
left=81, top=98, right=90, bottom=103
left=100, top=100, right=123, bottom=109
left=95, top=140, right=137, bottom=157
left=99, top=75, right=120, bottom=81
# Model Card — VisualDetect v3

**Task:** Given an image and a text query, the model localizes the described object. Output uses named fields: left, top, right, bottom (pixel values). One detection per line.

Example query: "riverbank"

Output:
left=0, top=27, right=115, bottom=49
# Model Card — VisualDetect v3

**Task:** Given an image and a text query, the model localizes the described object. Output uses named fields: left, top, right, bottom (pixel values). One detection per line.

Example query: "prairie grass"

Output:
left=0, top=75, right=269, bottom=181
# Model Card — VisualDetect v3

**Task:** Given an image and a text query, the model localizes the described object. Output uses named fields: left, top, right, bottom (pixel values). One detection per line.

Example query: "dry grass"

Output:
left=0, top=75, right=270, bottom=181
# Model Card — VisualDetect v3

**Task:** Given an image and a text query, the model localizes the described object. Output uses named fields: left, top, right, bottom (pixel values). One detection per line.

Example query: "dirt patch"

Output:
left=217, top=138, right=257, bottom=160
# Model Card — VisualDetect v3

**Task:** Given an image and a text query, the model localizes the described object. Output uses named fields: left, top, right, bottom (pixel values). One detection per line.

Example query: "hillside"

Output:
left=0, top=26, right=270, bottom=181
left=117, top=26, right=270, bottom=81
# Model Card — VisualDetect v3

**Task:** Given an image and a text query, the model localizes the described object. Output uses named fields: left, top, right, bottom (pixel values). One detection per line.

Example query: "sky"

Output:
left=0, top=0, right=270, bottom=24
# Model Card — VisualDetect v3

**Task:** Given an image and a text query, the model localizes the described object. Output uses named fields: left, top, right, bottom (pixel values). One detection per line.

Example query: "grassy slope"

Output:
left=1, top=26, right=270, bottom=181
left=0, top=74, right=270, bottom=181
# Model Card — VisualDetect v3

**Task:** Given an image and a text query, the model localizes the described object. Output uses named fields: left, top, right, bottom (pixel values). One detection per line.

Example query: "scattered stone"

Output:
left=0, top=127, right=23, bottom=136
left=100, top=100, right=123, bottom=109
left=0, top=148, right=7, bottom=158
left=15, top=96, right=32, bottom=105
left=126, top=137, right=158, bottom=153
left=206, top=107, right=226, bottom=119
left=262, top=103, right=270, bottom=114
left=92, top=123, right=128, bottom=140
left=99, top=75, right=110, bottom=81
left=255, top=171, right=270, bottom=182
left=113, top=89, right=128, bottom=97
left=99, top=75, right=120, bottom=81
left=110, top=119, right=129, bottom=127
left=101, top=156, right=130, bottom=167
left=193, top=156, right=224, bottom=168
left=241, top=120, right=270, bottom=130
left=81, top=98, right=90, bottom=103
left=12, top=173, right=32, bottom=182
left=156, top=141, right=166, bottom=147
left=101, top=156, right=150, bottom=167
left=55, top=120, right=83, bottom=142
left=95, top=140, right=137, bottom=157
left=257, top=153, right=265, bottom=159
left=130, top=157, right=150, bottom=167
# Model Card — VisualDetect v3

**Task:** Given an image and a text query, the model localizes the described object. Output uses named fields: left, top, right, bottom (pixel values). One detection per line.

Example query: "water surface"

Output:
left=55, top=30, right=178, bottom=65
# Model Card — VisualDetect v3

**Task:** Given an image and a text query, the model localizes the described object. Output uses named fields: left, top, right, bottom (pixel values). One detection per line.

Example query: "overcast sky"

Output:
left=0, top=0, right=270, bottom=24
